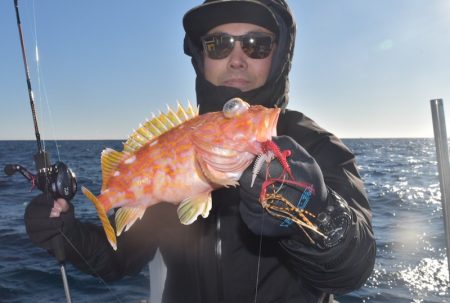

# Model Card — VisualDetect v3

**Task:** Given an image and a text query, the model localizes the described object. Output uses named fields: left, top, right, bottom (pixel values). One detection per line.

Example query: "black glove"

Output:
left=239, top=136, right=352, bottom=248
left=24, top=192, right=75, bottom=252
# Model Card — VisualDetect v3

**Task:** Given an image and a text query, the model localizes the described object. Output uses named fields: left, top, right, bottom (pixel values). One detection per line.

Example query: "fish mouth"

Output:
left=270, top=108, right=281, bottom=137
left=257, top=107, right=281, bottom=142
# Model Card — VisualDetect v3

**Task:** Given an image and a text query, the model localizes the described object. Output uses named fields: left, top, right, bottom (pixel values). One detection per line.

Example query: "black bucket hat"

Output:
left=183, top=0, right=279, bottom=46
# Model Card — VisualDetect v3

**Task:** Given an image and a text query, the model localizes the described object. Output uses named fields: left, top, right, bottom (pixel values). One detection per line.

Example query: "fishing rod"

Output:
left=5, top=1, right=77, bottom=302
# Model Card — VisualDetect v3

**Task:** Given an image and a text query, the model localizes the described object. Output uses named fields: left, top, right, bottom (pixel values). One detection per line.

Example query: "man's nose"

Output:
left=227, top=44, right=248, bottom=69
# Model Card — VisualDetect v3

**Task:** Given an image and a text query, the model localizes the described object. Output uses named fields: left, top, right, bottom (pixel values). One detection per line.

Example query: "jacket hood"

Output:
left=183, top=0, right=296, bottom=114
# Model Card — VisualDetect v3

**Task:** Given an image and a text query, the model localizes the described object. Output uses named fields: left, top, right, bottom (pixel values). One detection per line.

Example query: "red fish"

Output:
left=82, top=98, right=280, bottom=250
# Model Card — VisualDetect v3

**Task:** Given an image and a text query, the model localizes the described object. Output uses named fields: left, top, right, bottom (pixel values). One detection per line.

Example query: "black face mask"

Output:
left=194, top=71, right=288, bottom=114
left=184, top=0, right=296, bottom=114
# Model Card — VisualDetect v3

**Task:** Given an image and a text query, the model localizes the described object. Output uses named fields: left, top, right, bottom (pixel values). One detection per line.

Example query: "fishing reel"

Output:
left=4, top=151, right=77, bottom=201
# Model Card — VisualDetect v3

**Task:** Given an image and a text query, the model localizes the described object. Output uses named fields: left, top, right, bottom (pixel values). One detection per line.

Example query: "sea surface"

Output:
left=0, top=139, right=449, bottom=303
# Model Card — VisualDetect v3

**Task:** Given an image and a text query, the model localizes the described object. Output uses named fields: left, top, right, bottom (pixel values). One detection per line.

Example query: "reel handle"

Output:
left=4, top=160, right=77, bottom=201
left=4, top=164, right=35, bottom=181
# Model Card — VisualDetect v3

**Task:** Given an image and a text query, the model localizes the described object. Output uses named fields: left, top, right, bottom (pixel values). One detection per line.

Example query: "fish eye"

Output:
left=223, top=98, right=250, bottom=118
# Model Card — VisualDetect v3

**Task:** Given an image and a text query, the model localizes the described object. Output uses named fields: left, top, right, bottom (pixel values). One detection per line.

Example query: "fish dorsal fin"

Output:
left=101, top=148, right=126, bottom=191
left=123, top=100, right=198, bottom=154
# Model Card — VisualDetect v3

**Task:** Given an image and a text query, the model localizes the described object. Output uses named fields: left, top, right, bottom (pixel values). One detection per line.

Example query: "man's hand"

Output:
left=25, top=192, right=75, bottom=251
left=239, top=136, right=352, bottom=248
left=50, top=198, right=70, bottom=217
left=239, top=136, right=327, bottom=236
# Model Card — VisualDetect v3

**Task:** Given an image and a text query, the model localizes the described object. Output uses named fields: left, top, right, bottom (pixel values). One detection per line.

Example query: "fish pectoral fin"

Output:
left=196, top=156, right=240, bottom=188
left=177, top=192, right=212, bottom=225
left=115, top=207, right=146, bottom=237
left=81, top=186, right=117, bottom=251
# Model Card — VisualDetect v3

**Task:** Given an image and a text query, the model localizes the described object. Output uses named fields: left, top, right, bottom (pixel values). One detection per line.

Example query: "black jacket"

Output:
left=64, top=110, right=376, bottom=303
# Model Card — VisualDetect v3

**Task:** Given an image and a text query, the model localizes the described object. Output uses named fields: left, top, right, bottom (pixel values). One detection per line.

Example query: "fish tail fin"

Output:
left=81, top=186, right=117, bottom=251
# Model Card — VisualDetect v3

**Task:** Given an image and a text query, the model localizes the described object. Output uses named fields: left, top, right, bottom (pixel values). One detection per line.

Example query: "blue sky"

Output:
left=0, top=1, right=449, bottom=140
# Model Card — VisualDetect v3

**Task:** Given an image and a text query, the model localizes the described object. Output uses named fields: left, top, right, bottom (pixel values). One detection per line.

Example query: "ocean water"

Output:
left=0, top=139, right=448, bottom=303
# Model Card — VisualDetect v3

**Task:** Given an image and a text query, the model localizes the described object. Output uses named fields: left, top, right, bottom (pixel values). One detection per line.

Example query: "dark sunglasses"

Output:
left=201, top=32, right=276, bottom=60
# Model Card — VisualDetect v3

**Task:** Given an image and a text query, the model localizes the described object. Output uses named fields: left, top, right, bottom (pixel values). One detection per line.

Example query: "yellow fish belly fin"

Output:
left=81, top=186, right=117, bottom=251
left=123, top=101, right=199, bottom=154
left=101, top=148, right=126, bottom=192
left=115, top=207, right=146, bottom=237
left=177, top=192, right=212, bottom=225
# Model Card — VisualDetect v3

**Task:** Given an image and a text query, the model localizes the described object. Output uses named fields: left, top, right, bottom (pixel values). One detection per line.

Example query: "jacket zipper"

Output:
left=215, top=208, right=224, bottom=302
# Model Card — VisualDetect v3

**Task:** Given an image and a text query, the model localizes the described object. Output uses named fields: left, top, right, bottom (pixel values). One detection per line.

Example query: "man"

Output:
left=25, top=1, right=376, bottom=302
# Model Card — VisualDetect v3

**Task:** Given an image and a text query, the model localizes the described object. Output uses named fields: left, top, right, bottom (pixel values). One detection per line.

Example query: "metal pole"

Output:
left=430, top=98, right=450, bottom=278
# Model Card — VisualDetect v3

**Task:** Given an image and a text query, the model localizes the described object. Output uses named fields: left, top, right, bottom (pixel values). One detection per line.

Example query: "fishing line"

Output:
left=59, top=231, right=125, bottom=303
left=28, top=4, right=109, bottom=293
left=253, top=164, right=289, bottom=303
left=28, top=35, right=124, bottom=303
left=9, top=2, right=77, bottom=303
left=30, top=0, right=61, bottom=160
left=11, top=2, right=172, bottom=302
left=13, top=3, right=148, bottom=301
left=30, top=0, right=45, bottom=151
left=254, top=212, right=266, bottom=303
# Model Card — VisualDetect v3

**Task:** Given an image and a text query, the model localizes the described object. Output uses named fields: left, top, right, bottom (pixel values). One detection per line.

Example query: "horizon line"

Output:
left=0, top=137, right=438, bottom=141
